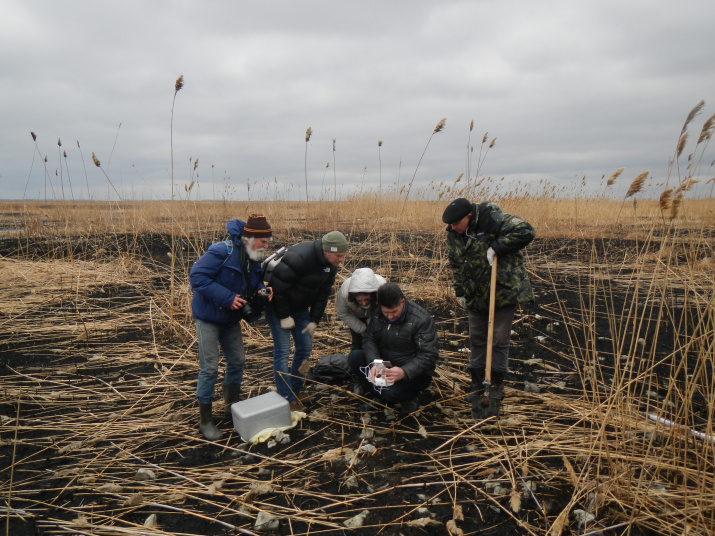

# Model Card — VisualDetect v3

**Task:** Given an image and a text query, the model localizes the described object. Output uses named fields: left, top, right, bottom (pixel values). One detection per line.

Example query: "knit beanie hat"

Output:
left=442, top=198, right=472, bottom=224
left=243, top=214, right=272, bottom=238
left=321, top=231, right=349, bottom=253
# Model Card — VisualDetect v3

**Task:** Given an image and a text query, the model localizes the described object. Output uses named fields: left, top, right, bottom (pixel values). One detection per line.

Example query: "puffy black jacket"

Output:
left=268, top=239, right=337, bottom=324
left=362, top=299, right=439, bottom=381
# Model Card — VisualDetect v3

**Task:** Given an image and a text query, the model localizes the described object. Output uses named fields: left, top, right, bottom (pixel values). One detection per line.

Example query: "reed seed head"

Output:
left=670, top=192, right=683, bottom=220
left=625, top=171, right=648, bottom=198
left=174, top=75, right=184, bottom=93
left=676, top=133, right=688, bottom=158
left=378, top=140, right=382, bottom=147
left=675, top=179, right=698, bottom=193
left=91, top=152, right=100, bottom=167
left=681, top=100, right=704, bottom=136
left=57, top=138, right=62, bottom=147
left=434, top=118, right=446, bottom=133
left=482, top=132, right=488, bottom=144
left=698, top=113, right=715, bottom=144
left=606, top=168, right=624, bottom=187
left=305, top=127, right=312, bottom=142
left=659, top=188, right=673, bottom=212
left=470, top=120, right=474, bottom=131
left=31, top=131, right=37, bottom=141
left=193, top=158, right=199, bottom=171
left=63, top=151, right=67, bottom=158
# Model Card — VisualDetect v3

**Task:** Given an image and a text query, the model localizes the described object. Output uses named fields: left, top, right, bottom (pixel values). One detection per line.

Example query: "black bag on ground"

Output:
left=308, top=353, right=352, bottom=385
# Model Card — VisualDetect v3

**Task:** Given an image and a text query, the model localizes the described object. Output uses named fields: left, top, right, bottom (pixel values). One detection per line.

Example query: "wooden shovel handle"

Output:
left=484, top=256, right=498, bottom=385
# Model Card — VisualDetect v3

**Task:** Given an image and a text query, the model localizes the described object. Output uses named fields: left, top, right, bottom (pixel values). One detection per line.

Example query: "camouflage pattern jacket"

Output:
left=446, top=202, right=535, bottom=314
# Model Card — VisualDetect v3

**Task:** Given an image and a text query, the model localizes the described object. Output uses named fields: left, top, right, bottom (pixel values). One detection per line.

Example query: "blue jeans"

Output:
left=195, top=319, right=245, bottom=404
left=264, top=306, right=312, bottom=402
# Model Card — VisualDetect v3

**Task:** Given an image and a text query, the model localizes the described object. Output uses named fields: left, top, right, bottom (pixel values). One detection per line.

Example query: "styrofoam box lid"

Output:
left=232, top=391, right=289, bottom=416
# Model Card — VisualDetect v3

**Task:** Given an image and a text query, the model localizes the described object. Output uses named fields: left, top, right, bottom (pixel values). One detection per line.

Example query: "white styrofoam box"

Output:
left=230, top=391, right=292, bottom=441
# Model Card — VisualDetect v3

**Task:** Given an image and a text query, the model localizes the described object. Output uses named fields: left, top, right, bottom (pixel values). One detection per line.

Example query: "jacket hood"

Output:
left=347, top=268, right=386, bottom=294
left=226, top=219, right=246, bottom=243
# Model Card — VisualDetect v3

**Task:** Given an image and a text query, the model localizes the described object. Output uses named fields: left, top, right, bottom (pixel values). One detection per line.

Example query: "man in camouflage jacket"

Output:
left=442, top=198, right=535, bottom=418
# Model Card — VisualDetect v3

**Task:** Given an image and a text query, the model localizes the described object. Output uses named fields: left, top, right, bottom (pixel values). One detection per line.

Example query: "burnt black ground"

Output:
left=0, top=232, right=704, bottom=536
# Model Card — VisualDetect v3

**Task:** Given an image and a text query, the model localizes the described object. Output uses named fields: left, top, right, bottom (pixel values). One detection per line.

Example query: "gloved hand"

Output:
left=457, top=296, right=467, bottom=310
left=486, top=247, right=496, bottom=267
left=280, top=316, right=295, bottom=330
left=301, top=322, right=317, bottom=338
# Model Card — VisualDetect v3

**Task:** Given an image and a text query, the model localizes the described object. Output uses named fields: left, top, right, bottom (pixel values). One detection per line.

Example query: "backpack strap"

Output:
left=262, top=246, right=286, bottom=284
left=220, top=239, right=234, bottom=267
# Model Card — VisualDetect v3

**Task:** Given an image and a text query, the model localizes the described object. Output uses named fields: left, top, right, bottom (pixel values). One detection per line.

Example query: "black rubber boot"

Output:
left=222, top=384, right=241, bottom=416
left=199, top=403, right=223, bottom=440
left=467, top=368, right=485, bottom=401
left=471, top=370, right=505, bottom=419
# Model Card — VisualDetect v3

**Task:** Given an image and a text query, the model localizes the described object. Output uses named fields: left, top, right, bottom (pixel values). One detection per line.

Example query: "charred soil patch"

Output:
left=1, top=233, right=713, bottom=536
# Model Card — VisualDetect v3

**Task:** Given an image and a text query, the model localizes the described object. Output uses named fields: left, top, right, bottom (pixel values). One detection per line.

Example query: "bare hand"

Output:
left=230, top=295, right=247, bottom=310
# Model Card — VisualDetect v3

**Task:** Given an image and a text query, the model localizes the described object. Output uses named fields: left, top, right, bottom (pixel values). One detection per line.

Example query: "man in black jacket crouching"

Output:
left=348, top=282, right=439, bottom=415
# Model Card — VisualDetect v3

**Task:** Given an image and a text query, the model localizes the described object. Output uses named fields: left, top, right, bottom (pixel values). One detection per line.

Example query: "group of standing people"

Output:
left=189, top=198, right=534, bottom=440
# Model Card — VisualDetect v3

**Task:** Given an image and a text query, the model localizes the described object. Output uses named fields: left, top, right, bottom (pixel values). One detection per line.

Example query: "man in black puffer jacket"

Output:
left=348, top=282, right=439, bottom=415
left=442, top=198, right=535, bottom=419
left=265, top=231, right=348, bottom=411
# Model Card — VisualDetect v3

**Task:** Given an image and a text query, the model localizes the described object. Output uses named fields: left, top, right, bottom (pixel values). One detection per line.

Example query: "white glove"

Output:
left=486, top=247, right=496, bottom=267
left=280, top=316, right=295, bottom=330
left=301, top=322, right=317, bottom=338
left=457, top=297, right=467, bottom=310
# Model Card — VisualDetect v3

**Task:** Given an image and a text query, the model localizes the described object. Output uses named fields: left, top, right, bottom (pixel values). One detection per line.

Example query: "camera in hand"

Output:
left=257, top=287, right=272, bottom=300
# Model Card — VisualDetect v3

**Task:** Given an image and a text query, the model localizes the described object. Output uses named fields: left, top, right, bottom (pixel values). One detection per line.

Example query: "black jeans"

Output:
left=467, top=303, right=517, bottom=374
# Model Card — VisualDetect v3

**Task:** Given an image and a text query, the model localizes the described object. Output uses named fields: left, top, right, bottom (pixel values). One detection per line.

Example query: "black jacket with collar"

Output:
left=362, top=299, right=439, bottom=381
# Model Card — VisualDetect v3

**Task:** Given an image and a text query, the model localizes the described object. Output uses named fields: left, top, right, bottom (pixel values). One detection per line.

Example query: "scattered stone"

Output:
left=524, top=382, right=541, bottom=393
left=573, top=509, right=595, bottom=528
left=343, top=509, right=370, bottom=528
left=135, top=468, right=156, bottom=481
left=143, top=514, right=157, bottom=527
left=360, top=444, right=377, bottom=454
left=255, top=511, right=279, bottom=531
left=344, top=475, right=359, bottom=490
left=535, top=336, right=546, bottom=343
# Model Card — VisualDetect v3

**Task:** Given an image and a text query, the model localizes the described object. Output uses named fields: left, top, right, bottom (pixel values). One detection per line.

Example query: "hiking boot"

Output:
left=222, top=384, right=241, bottom=416
left=289, top=399, right=305, bottom=412
left=471, top=383, right=504, bottom=420
left=400, top=398, right=419, bottom=415
left=198, top=402, right=223, bottom=441
left=358, top=393, right=380, bottom=412
left=352, top=382, right=366, bottom=397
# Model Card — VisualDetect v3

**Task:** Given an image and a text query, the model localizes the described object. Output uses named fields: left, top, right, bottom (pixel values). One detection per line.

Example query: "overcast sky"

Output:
left=2, top=0, right=714, bottom=201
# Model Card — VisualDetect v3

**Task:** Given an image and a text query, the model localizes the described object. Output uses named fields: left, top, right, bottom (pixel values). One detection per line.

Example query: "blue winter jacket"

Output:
left=190, top=220, right=266, bottom=325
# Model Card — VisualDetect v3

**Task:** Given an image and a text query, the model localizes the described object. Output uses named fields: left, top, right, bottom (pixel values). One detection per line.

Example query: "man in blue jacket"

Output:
left=189, top=214, right=272, bottom=440
left=265, top=231, right=348, bottom=411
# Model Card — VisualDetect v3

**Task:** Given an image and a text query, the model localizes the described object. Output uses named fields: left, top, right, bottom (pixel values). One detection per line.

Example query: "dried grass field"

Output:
left=1, top=198, right=714, bottom=536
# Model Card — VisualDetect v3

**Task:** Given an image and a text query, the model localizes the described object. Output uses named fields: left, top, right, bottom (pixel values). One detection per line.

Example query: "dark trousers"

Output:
left=347, top=350, right=431, bottom=403
left=467, top=303, right=517, bottom=375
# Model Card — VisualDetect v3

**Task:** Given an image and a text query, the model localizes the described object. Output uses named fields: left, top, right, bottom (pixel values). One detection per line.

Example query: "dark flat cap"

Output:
left=442, top=198, right=472, bottom=224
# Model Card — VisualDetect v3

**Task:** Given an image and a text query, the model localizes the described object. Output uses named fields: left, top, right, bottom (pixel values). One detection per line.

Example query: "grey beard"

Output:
left=245, top=239, right=267, bottom=262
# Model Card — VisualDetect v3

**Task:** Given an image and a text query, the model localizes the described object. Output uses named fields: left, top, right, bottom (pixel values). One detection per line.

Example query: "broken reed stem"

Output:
left=5, top=396, right=20, bottom=536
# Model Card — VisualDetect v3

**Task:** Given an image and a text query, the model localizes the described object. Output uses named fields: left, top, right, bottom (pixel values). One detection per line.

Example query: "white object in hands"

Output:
left=371, top=359, right=394, bottom=387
